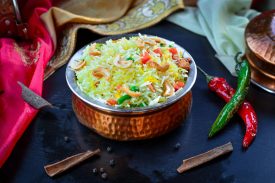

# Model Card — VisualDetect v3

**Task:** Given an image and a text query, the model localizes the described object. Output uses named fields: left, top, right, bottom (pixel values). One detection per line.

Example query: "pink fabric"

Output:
left=0, top=0, right=54, bottom=167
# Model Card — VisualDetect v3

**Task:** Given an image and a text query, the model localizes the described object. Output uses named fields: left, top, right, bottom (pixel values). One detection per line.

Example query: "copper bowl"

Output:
left=66, top=34, right=197, bottom=140
left=245, top=10, right=275, bottom=93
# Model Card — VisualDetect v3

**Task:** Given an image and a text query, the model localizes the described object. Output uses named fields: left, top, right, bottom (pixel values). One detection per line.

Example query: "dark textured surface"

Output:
left=1, top=21, right=275, bottom=183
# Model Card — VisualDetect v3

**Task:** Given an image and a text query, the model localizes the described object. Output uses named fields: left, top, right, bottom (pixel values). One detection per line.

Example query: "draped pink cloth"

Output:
left=0, top=0, right=54, bottom=167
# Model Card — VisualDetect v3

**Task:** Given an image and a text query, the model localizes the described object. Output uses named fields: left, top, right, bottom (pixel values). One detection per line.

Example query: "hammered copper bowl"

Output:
left=245, top=10, right=275, bottom=93
left=66, top=34, right=197, bottom=141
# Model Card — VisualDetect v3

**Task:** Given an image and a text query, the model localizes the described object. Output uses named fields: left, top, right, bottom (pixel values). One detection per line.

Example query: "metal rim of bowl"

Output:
left=66, top=34, right=197, bottom=115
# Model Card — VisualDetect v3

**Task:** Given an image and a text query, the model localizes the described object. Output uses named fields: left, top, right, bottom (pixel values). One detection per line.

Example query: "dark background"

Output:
left=1, top=20, right=275, bottom=183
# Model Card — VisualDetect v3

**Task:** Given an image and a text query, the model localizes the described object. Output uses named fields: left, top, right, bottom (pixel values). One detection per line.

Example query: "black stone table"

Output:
left=1, top=21, right=275, bottom=183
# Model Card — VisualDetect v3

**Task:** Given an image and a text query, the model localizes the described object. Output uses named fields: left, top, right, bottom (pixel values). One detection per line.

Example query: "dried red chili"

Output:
left=198, top=67, right=258, bottom=148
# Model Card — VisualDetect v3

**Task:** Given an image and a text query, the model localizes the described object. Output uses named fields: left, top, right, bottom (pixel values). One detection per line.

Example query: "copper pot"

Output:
left=66, top=34, right=197, bottom=140
left=245, top=10, right=275, bottom=93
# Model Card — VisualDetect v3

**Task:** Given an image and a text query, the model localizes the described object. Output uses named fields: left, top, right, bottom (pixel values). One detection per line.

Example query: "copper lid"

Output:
left=245, top=10, right=275, bottom=93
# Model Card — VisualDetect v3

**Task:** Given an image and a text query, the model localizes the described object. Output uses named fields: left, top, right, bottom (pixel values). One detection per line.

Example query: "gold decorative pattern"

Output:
left=90, top=0, right=184, bottom=35
left=14, top=41, right=41, bottom=66
left=44, top=0, right=184, bottom=79
left=72, top=92, right=192, bottom=141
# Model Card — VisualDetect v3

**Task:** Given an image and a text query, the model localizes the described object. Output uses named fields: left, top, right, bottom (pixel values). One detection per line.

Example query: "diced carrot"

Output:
left=174, top=81, right=185, bottom=91
left=153, top=48, right=162, bottom=57
left=169, top=47, right=178, bottom=55
left=107, top=99, right=117, bottom=106
left=116, top=85, right=122, bottom=90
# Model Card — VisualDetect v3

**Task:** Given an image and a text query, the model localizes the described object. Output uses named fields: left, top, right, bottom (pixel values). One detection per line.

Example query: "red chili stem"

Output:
left=197, top=66, right=213, bottom=83
left=198, top=67, right=258, bottom=148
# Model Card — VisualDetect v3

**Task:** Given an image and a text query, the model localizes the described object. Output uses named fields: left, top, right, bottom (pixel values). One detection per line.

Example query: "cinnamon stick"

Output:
left=44, top=149, right=100, bottom=177
left=177, top=142, right=233, bottom=173
left=18, top=81, right=53, bottom=109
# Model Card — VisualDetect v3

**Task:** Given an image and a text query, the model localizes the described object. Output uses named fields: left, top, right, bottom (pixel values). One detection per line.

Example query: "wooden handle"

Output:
left=44, top=149, right=100, bottom=177
left=177, top=142, right=233, bottom=173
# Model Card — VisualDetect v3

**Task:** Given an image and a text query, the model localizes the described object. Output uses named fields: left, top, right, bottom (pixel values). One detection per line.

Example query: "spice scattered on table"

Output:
left=44, top=149, right=100, bottom=177
left=106, top=146, right=112, bottom=153
left=92, top=168, right=98, bottom=175
left=101, top=172, right=108, bottom=180
left=99, top=167, right=105, bottom=173
left=109, top=159, right=116, bottom=167
left=197, top=62, right=257, bottom=148
left=177, top=142, right=233, bottom=173
left=174, top=142, right=181, bottom=150
left=64, top=136, right=70, bottom=142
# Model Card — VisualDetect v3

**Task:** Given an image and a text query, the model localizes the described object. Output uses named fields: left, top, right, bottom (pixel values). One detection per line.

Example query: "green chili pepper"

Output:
left=117, top=95, right=131, bottom=105
left=208, top=59, right=250, bottom=137
left=130, top=85, right=139, bottom=92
